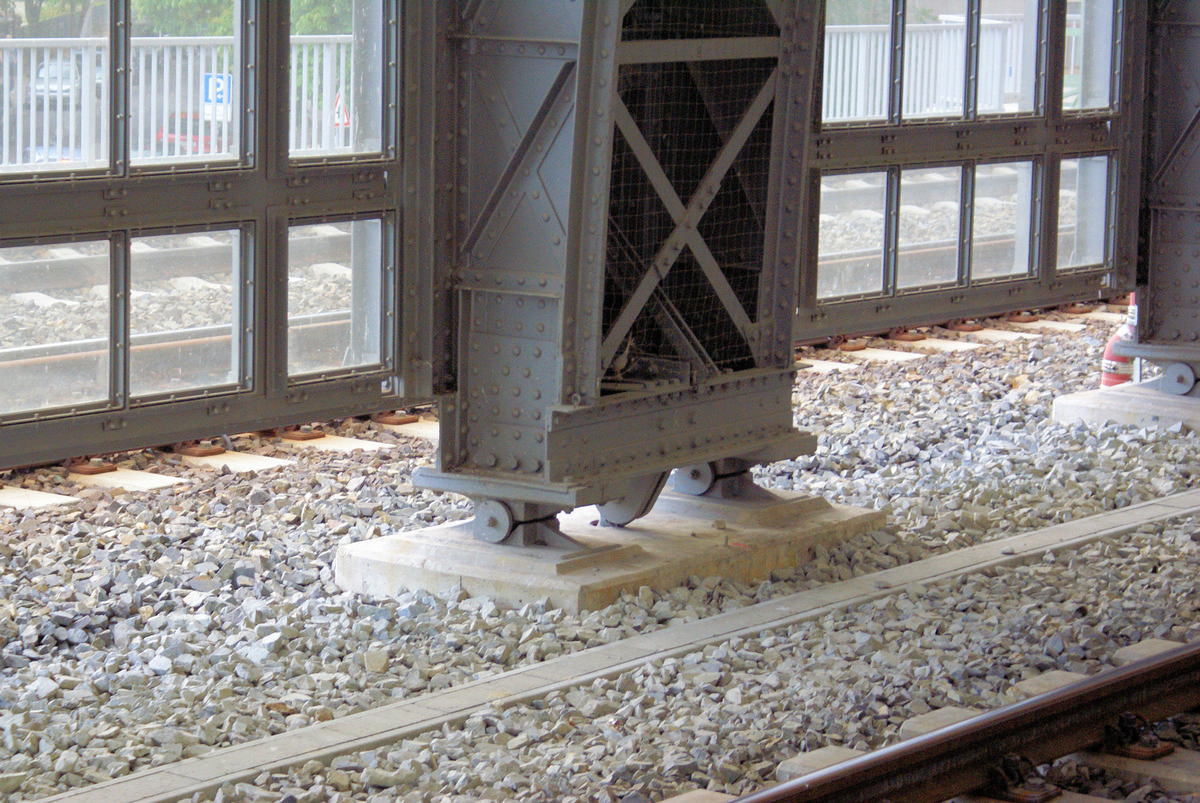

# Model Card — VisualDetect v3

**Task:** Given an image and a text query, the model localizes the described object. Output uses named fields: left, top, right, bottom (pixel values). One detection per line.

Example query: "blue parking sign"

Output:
left=204, top=73, right=233, bottom=104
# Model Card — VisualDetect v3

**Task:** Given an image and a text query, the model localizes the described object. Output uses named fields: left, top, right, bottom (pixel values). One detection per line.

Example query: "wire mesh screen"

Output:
left=603, top=53, right=777, bottom=390
left=622, top=0, right=779, bottom=40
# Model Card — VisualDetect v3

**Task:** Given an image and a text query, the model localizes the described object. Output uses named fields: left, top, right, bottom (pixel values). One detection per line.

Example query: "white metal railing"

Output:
left=823, top=16, right=1087, bottom=123
left=0, top=21, right=1096, bottom=166
left=0, top=34, right=354, bottom=170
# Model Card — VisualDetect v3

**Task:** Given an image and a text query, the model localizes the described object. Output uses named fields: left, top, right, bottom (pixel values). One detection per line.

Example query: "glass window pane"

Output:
left=130, top=231, right=241, bottom=397
left=1064, top=0, right=1114, bottom=111
left=290, top=1, right=383, bottom=158
left=971, top=161, right=1034, bottom=280
left=898, top=166, right=961, bottom=289
left=131, top=1, right=240, bottom=166
left=1058, top=156, right=1109, bottom=270
left=903, top=5, right=966, bottom=119
left=0, top=240, right=110, bottom=415
left=288, top=220, right=383, bottom=377
left=979, top=2, right=1038, bottom=114
left=1, top=16, right=110, bottom=173
left=823, top=1, right=892, bottom=124
left=817, top=172, right=887, bottom=299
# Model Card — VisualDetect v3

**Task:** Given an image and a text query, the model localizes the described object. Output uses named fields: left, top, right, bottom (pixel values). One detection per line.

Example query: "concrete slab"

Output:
left=797, top=357, right=861, bottom=374
left=1112, top=638, right=1184, bottom=666
left=376, top=418, right=441, bottom=443
left=662, top=793, right=736, bottom=802
left=1008, top=319, right=1088, bottom=333
left=69, top=468, right=186, bottom=492
left=1052, top=380, right=1200, bottom=430
left=843, top=347, right=924, bottom=363
left=275, top=434, right=392, bottom=453
left=898, top=706, right=983, bottom=739
left=336, top=491, right=883, bottom=612
left=181, top=451, right=293, bottom=474
left=1012, top=669, right=1087, bottom=698
left=968, top=328, right=1040, bottom=343
left=914, top=337, right=983, bottom=353
left=0, top=485, right=80, bottom=509
left=1056, top=376, right=1200, bottom=429
left=1075, top=310, right=1128, bottom=325
left=777, top=746, right=865, bottom=781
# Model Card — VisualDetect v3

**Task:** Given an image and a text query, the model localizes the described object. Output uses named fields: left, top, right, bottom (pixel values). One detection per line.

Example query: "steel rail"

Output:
left=732, top=640, right=1200, bottom=803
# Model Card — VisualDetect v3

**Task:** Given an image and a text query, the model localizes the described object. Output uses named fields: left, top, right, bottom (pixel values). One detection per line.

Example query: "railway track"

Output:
left=726, top=639, right=1200, bottom=803
left=21, top=485, right=1200, bottom=803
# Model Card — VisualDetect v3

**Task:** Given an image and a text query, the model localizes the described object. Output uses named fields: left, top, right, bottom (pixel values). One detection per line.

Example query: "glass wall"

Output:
left=0, top=6, right=110, bottom=171
left=0, top=240, right=111, bottom=415
left=1058, top=155, right=1110, bottom=270
left=823, top=0, right=891, bottom=123
left=287, top=219, right=384, bottom=377
left=902, top=3, right=966, bottom=120
left=290, top=0, right=384, bottom=158
left=0, top=2, right=405, bottom=451
left=971, top=161, right=1035, bottom=280
left=809, top=0, right=1121, bottom=315
left=898, top=166, right=962, bottom=289
left=817, top=172, right=887, bottom=298
left=1065, top=0, right=1115, bottom=111
left=130, top=230, right=243, bottom=398
left=131, top=1, right=240, bottom=166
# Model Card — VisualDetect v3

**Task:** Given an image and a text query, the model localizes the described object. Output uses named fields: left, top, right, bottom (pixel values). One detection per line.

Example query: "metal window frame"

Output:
left=795, top=0, right=1136, bottom=343
left=0, top=0, right=420, bottom=471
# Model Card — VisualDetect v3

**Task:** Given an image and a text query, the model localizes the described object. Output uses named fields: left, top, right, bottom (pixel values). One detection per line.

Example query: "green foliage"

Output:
left=131, top=0, right=231, bottom=36
left=826, top=2, right=940, bottom=25
left=826, top=0, right=891, bottom=25
left=293, top=0, right=353, bottom=35
left=129, top=0, right=352, bottom=36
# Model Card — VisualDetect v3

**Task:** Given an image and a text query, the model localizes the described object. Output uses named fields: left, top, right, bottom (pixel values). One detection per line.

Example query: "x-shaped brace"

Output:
left=601, top=66, right=779, bottom=372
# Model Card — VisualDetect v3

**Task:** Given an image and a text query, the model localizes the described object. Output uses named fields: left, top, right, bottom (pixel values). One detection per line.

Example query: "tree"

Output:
left=129, top=0, right=352, bottom=36
left=20, top=0, right=96, bottom=30
left=131, top=0, right=232, bottom=36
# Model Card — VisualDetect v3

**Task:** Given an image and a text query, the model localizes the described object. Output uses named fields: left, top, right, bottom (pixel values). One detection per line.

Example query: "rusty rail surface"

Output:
left=733, top=641, right=1200, bottom=803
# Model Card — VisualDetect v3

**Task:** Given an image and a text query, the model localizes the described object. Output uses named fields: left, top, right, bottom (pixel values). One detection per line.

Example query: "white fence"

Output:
left=1, top=20, right=1085, bottom=167
left=823, top=16, right=1085, bottom=122
left=0, top=34, right=355, bottom=169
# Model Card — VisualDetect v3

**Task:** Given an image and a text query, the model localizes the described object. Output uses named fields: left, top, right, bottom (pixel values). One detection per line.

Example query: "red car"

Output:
left=155, top=114, right=227, bottom=156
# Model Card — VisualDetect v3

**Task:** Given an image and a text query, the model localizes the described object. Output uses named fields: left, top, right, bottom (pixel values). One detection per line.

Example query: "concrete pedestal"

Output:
left=1052, top=379, right=1200, bottom=430
left=335, top=490, right=883, bottom=612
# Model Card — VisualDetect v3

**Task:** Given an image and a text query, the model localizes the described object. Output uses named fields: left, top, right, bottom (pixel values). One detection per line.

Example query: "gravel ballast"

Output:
left=1, top=316, right=1199, bottom=801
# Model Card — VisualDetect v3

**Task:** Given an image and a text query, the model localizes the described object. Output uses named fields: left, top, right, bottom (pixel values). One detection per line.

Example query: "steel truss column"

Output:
left=1117, top=1, right=1200, bottom=395
left=417, top=0, right=822, bottom=546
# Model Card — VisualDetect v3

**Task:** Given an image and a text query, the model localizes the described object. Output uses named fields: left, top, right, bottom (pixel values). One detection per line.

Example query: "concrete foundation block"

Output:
left=335, top=490, right=882, bottom=612
left=1053, top=380, right=1200, bottom=431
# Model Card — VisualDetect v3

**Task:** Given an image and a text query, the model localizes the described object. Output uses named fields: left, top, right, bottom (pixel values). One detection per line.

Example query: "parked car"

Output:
left=23, top=145, right=84, bottom=163
left=25, top=54, right=105, bottom=108
left=155, top=113, right=227, bottom=156
left=27, top=61, right=80, bottom=106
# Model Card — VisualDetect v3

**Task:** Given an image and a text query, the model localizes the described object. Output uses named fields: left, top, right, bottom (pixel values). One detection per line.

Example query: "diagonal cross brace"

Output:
left=461, top=61, right=577, bottom=259
left=1151, top=100, right=1200, bottom=192
left=601, top=67, right=779, bottom=372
